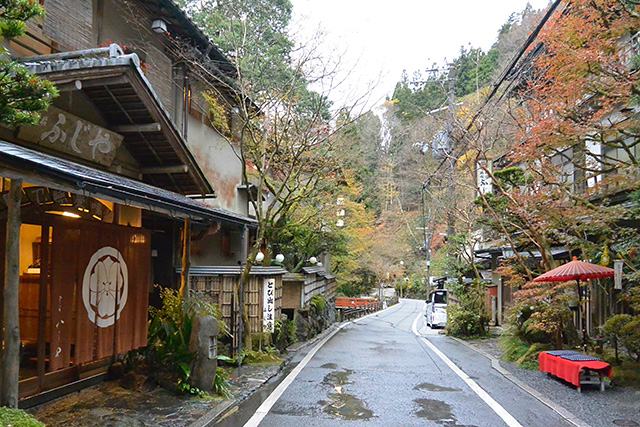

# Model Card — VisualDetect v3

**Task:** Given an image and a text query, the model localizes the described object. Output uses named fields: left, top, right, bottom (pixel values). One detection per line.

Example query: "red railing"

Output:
left=335, top=297, right=388, bottom=320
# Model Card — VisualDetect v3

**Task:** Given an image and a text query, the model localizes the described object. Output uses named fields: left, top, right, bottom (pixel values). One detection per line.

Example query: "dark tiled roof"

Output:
left=302, top=266, right=326, bottom=275
left=23, top=53, right=213, bottom=196
left=0, top=140, right=257, bottom=226
left=138, top=0, right=237, bottom=78
left=180, top=266, right=288, bottom=276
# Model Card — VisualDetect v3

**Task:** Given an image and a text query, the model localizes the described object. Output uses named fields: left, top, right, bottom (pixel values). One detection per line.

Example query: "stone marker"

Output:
left=189, top=315, right=220, bottom=391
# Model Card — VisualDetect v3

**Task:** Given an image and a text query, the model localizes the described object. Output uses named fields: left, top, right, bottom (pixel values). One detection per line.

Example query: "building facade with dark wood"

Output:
left=0, top=0, right=260, bottom=404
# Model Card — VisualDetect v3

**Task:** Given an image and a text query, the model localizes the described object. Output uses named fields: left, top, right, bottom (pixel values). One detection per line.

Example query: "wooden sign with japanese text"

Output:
left=476, top=160, right=493, bottom=195
left=263, top=278, right=275, bottom=332
left=614, top=259, right=623, bottom=290
left=18, top=106, right=123, bottom=167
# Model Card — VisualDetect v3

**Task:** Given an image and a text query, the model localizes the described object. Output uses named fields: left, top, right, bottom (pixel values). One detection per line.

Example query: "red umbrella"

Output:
left=533, top=256, right=615, bottom=348
left=533, top=256, right=614, bottom=282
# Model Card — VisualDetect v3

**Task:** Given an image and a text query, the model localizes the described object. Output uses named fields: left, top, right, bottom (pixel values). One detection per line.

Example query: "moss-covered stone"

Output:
left=516, top=343, right=550, bottom=370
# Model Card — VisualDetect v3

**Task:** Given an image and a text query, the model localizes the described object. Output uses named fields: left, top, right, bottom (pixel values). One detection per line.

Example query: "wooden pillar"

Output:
left=37, top=224, right=50, bottom=388
left=1, top=178, right=22, bottom=407
left=179, top=218, right=191, bottom=297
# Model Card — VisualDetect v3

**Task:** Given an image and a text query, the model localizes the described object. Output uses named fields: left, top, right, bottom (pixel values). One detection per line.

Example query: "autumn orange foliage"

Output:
left=495, top=0, right=640, bottom=346
left=515, top=0, right=640, bottom=182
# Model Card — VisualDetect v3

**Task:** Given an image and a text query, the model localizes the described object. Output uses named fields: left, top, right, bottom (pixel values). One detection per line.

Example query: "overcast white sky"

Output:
left=290, top=0, right=551, bottom=108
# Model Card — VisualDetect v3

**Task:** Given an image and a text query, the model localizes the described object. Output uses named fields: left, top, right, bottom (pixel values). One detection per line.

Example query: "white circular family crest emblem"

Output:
left=82, top=246, right=128, bottom=328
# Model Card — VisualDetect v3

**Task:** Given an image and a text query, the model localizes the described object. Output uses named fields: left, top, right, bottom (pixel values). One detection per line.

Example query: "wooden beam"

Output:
left=111, top=123, right=161, bottom=133
left=52, top=80, right=83, bottom=92
left=126, top=74, right=213, bottom=195
left=75, top=75, right=129, bottom=89
left=140, top=165, right=189, bottom=175
left=1, top=178, right=22, bottom=407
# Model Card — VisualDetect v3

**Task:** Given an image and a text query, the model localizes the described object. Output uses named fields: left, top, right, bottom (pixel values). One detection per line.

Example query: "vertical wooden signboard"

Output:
left=263, top=278, right=275, bottom=332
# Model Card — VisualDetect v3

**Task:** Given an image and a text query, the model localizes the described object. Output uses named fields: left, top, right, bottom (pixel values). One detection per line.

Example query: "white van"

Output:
left=425, top=289, right=448, bottom=328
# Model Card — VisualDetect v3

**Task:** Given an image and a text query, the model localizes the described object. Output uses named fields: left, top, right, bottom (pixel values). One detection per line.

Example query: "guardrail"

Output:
left=336, top=297, right=396, bottom=321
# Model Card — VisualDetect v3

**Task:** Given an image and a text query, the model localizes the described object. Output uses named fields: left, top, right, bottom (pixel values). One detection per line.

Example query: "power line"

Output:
left=423, top=0, right=562, bottom=188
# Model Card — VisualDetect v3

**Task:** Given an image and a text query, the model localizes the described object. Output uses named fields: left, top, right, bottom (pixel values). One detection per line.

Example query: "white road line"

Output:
left=243, top=325, right=343, bottom=427
left=244, top=302, right=402, bottom=427
left=411, top=314, right=523, bottom=427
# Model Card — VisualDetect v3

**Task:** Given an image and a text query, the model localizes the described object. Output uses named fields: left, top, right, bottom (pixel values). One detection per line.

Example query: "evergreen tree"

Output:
left=452, top=46, right=500, bottom=97
left=178, top=0, right=297, bottom=98
left=0, top=0, right=57, bottom=126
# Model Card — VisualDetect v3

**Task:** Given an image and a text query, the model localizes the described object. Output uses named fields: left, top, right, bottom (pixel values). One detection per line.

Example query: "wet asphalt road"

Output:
left=227, top=299, right=574, bottom=426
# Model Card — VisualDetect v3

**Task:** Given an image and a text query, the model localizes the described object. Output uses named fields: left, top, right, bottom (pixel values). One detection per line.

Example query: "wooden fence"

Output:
left=282, top=268, right=337, bottom=311
left=184, top=266, right=286, bottom=350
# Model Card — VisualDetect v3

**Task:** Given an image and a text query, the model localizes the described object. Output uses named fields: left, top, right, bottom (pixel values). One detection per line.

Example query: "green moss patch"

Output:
left=0, top=407, right=46, bottom=427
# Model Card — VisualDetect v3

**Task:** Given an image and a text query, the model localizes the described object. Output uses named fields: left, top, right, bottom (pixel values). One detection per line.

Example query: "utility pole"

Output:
left=446, top=63, right=457, bottom=241
left=421, top=188, right=434, bottom=294
left=418, top=64, right=457, bottom=278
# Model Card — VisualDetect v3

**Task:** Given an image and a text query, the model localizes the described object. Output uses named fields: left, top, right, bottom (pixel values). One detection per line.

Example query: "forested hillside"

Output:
left=334, top=4, right=548, bottom=297
left=391, top=5, right=544, bottom=122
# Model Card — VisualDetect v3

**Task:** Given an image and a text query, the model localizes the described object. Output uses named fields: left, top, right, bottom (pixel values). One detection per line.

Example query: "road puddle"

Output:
left=319, top=369, right=374, bottom=420
left=413, top=382, right=460, bottom=392
left=319, top=391, right=374, bottom=420
left=414, top=398, right=466, bottom=426
left=322, top=368, right=354, bottom=386
left=371, top=340, right=398, bottom=353
left=320, top=363, right=338, bottom=369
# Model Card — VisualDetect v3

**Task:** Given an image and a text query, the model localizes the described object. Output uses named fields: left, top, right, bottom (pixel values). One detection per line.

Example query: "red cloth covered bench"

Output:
left=539, top=350, right=612, bottom=392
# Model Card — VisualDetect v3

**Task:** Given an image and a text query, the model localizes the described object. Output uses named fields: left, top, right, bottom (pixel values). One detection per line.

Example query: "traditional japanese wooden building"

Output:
left=0, top=0, right=304, bottom=405
left=0, top=46, right=257, bottom=405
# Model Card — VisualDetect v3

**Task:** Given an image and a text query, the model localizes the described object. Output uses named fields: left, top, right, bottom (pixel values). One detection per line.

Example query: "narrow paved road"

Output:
left=229, top=300, right=574, bottom=426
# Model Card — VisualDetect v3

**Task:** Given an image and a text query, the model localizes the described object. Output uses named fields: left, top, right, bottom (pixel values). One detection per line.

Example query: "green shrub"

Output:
left=620, top=317, right=640, bottom=362
left=516, top=343, right=549, bottom=370
left=241, top=350, right=282, bottom=365
left=610, top=360, right=640, bottom=388
left=147, top=287, right=226, bottom=370
left=310, top=294, right=326, bottom=312
left=146, top=286, right=227, bottom=394
left=499, top=334, right=549, bottom=369
left=213, top=367, right=231, bottom=397
left=446, top=307, right=485, bottom=338
left=500, top=334, right=532, bottom=362
left=273, top=316, right=297, bottom=351
left=601, top=314, right=634, bottom=362
left=445, top=279, right=489, bottom=338
left=177, top=362, right=205, bottom=397
left=0, top=407, right=45, bottom=427
left=146, top=287, right=195, bottom=370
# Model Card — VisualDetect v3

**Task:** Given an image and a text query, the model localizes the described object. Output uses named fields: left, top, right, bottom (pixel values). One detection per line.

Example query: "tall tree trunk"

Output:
left=239, top=261, right=253, bottom=359
left=179, top=218, right=191, bottom=298
left=555, top=314, right=563, bottom=350
left=1, top=178, right=22, bottom=407
left=237, top=237, right=263, bottom=367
